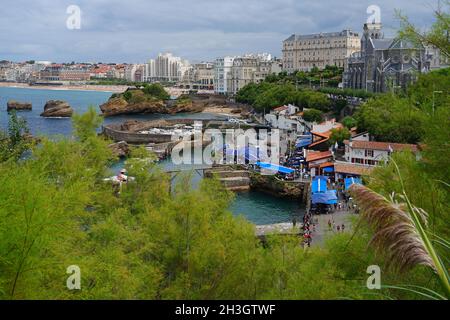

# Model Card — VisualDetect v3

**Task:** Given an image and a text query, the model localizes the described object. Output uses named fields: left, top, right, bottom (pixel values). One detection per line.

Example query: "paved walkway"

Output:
left=309, top=210, right=357, bottom=246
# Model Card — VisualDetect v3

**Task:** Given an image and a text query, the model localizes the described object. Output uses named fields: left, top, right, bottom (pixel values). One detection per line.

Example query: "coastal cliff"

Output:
left=99, top=89, right=205, bottom=117
left=99, top=96, right=168, bottom=116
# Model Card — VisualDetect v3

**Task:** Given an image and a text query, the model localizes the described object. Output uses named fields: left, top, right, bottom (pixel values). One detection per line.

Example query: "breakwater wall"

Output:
left=102, top=124, right=174, bottom=144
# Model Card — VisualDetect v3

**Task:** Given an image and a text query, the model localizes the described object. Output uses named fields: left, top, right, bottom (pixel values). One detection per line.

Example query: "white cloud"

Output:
left=0, top=0, right=438, bottom=62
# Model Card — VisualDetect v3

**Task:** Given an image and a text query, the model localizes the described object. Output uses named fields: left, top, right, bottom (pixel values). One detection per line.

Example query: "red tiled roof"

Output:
left=306, top=150, right=333, bottom=162
left=311, top=131, right=330, bottom=139
left=334, top=163, right=373, bottom=176
left=344, top=140, right=418, bottom=152
left=273, top=106, right=288, bottom=112
left=319, top=161, right=334, bottom=168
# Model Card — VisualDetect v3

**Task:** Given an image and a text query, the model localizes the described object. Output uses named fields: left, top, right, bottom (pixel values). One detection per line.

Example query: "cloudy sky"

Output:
left=0, top=0, right=439, bottom=63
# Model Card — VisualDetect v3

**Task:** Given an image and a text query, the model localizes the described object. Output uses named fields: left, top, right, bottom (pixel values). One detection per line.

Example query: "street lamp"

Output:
left=432, top=90, right=443, bottom=115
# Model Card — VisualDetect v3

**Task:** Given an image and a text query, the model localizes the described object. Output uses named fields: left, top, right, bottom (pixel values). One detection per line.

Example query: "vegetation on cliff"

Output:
left=236, top=82, right=332, bottom=113
left=111, top=83, right=169, bottom=103
left=353, top=67, right=449, bottom=144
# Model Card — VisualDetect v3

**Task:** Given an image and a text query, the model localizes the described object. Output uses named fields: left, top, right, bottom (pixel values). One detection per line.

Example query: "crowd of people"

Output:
left=327, top=217, right=345, bottom=233
left=301, top=211, right=316, bottom=247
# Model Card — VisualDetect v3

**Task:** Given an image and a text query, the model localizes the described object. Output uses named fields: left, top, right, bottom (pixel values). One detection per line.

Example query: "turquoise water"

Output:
left=0, top=86, right=303, bottom=225
left=112, top=157, right=304, bottom=225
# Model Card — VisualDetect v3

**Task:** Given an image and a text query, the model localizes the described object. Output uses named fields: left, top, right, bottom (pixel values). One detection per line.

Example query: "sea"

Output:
left=0, top=86, right=304, bottom=225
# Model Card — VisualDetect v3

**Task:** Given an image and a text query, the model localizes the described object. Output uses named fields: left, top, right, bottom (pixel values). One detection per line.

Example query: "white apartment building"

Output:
left=124, top=64, right=139, bottom=82
left=214, top=56, right=235, bottom=94
left=344, top=134, right=418, bottom=166
left=124, top=53, right=190, bottom=83
left=282, top=29, right=360, bottom=72
left=143, top=59, right=156, bottom=82
left=214, top=54, right=279, bottom=95
left=154, top=52, right=189, bottom=82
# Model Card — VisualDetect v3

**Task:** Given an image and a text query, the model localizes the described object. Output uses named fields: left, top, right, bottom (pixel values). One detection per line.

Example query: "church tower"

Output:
left=361, top=22, right=383, bottom=53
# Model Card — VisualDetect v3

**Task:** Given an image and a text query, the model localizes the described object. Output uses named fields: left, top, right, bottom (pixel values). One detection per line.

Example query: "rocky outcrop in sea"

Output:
left=7, top=100, right=32, bottom=111
left=40, top=100, right=74, bottom=117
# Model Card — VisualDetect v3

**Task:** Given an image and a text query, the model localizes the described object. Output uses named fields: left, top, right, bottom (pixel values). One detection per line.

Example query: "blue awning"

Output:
left=322, top=166, right=334, bottom=173
left=255, top=162, right=295, bottom=174
left=311, top=176, right=328, bottom=193
left=312, top=190, right=338, bottom=205
left=345, top=177, right=362, bottom=190
left=295, top=134, right=312, bottom=148
left=225, top=146, right=260, bottom=161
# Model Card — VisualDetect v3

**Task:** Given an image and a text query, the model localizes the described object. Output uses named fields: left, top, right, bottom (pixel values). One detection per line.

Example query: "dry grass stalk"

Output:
left=349, top=184, right=436, bottom=272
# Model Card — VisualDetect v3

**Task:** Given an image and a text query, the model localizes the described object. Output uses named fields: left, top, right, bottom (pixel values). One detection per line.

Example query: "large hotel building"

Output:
left=282, top=30, right=361, bottom=72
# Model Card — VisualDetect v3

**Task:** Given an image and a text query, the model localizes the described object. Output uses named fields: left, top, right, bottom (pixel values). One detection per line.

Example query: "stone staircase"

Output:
left=204, top=166, right=250, bottom=191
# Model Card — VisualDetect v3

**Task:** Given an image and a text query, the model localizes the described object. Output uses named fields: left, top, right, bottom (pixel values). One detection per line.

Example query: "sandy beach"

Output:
left=0, top=82, right=128, bottom=93
left=202, top=106, right=242, bottom=117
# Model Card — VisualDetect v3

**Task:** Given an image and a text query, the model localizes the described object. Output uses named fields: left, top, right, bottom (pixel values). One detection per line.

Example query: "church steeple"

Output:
left=363, top=22, right=383, bottom=40
left=361, top=22, right=383, bottom=54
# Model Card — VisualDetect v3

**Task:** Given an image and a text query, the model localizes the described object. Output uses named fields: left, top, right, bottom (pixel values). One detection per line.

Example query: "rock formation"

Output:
left=7, top=100, right=32, bottom=111
left=99, top=97, right=169, bottom=117
left=99, top=96, right=206, bottom=117
left=166, top=99, right=205, bottom=114
left=40, top=100, right=73, bottom=117
left=108, top=141, right=130, bottom=157
left=249, top=172, right=305, bottom=199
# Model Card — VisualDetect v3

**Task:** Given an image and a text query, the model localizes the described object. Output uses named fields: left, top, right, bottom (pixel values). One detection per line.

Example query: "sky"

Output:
left=0, top=0, right=440, bottom=63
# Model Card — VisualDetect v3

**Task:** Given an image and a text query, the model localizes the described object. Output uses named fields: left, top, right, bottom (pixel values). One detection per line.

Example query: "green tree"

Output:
left=0, top=110, right=31, bottom=162
left=355, top=95, right=426, bottom=144
left=302, top=109, right=323, bottom=123
left=122, top=90, right=132, bottom=102
left=397, top=2, right=450, bottom=58
left=342, top=116, right=358, bottom=129
left=142, top=83, right=170, bottom=100
left=329, top=127, right=351, bottom=146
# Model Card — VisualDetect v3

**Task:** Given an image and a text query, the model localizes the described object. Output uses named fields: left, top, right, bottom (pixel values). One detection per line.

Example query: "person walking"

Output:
left=341, top=224, right=345, bottom=232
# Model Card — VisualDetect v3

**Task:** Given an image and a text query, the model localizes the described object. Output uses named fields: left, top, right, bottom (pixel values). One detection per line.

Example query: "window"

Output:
left=365, top=149, right=374, bottom=157
left=352, top=158, right=364, bottom=164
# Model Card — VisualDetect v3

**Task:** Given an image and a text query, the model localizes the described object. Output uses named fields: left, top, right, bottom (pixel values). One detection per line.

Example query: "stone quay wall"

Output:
left=102, top=124, right=174, bottom=144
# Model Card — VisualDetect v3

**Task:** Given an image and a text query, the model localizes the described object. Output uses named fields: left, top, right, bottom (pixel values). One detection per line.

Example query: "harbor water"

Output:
left=0, top=86, right=304, bottom=225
